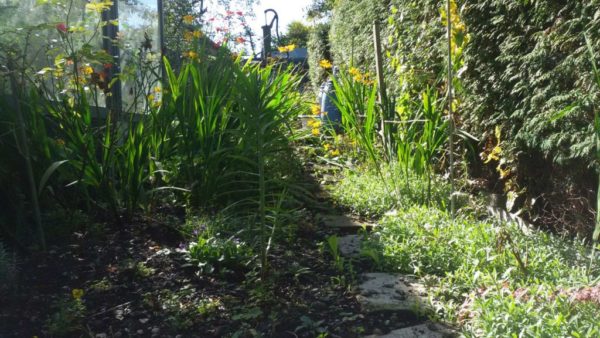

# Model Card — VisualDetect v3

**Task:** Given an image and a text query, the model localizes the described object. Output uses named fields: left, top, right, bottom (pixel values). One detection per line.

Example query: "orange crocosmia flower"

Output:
left=235, top=36, right=246, bottom=44
left=183, top=15, right=194, bottom=24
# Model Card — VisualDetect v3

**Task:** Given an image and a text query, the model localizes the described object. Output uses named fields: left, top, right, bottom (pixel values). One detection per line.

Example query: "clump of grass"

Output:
left=363, top=206, right=600, bottom=336
left=329, top=165, right=450, bottom=217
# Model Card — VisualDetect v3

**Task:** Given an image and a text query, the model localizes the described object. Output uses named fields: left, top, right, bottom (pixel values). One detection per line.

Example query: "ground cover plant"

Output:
left=327, top=164, right=600, bottom=336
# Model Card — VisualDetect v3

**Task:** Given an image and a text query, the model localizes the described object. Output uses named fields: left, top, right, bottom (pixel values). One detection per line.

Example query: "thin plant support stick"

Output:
left=157, top=0, right=166, bottom=82
left=446, top=0, right=456, bottom=218
left=373, top=21, right=390, bottom=160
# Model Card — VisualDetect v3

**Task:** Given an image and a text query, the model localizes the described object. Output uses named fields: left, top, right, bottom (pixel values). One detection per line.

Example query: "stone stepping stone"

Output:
left=320, top=214, right=376, bottom=230
left=338, top=234, right=362, bottom=256
left=357, top=273, right=429, bottom=312
left=365, top=322, right=456, bottom=338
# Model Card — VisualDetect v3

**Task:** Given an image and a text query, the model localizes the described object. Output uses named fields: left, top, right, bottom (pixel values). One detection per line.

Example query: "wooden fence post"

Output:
left=102, top=0, right=122, bottom=119
left=373, top=20, right=391, bottom=159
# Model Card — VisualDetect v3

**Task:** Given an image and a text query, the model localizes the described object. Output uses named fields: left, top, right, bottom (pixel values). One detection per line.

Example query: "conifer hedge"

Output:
left=309, top=0, right=600, bottom=234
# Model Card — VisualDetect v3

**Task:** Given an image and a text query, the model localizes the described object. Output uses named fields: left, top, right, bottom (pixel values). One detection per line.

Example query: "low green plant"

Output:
left=46, top=289, right=87, bottom=336
left=188, top=233, right=253, bottom=275
left=330, top=66, right=381, bottom=166
left=330, top=165, right=450, bottom=217
left=363, top=206, right=600, bottom=335
left=325, top=235, right=345, bottom=272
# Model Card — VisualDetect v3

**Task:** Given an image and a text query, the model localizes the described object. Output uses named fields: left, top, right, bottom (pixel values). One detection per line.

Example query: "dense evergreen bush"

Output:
left=307, top=22, right=332, bottom=95
left=320, top=0, right=600, bottom=235
left=461, top=0, right=600, bottom=233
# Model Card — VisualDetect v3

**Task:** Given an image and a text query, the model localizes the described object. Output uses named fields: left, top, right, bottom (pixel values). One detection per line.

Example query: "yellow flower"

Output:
left=312, top=128, right=320, bottom=136
left=147, top=94, right=155, bottom=102
left=192, top=30, right=203, bottom=38
left=82, top=65, right=94, bottom=75
left=349, top=67, right=360, bottom=76
left=329, top=149, right=340, bottom=157
left=277, top=44, right=296, bottom=53
left=323, top=143, right=331, bottom=151
left=183, top=31, right=194, bottom=42
left=72, top=288, right=84, bottom=300
left=85, top=0, right=113, bottom=13
left=184, top=51, right=198, bottom=59
left=308, top=119, right=321, bottom=128
left=153, top=86, right=161, bottom=93
left=497, top=164, right=511, bottom=179
left=310, top=104, right=321, bottom=116
left=319, top=59, right=332, bottom=69
left=183, top=15, right=194, bottom=24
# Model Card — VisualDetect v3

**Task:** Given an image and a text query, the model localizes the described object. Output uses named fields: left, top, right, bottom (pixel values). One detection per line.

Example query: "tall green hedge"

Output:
left=463, top=1, right=600, bottom=167
left=461, top=0, right=600, bottom=233
left=317, top=0, right=600, bottom=235
left=307, top=22, right=332, bottom=95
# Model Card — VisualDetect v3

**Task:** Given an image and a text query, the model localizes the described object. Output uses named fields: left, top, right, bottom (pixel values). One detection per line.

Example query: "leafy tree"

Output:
left=278, top=21, right=310, bottom=48
left=306, top=0, right=335, bottom=20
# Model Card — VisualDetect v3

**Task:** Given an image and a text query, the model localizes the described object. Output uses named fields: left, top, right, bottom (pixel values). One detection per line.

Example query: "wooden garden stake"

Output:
left=446, top=0, right=456, bottom=218
left=373, top=21, right=391, bottom=159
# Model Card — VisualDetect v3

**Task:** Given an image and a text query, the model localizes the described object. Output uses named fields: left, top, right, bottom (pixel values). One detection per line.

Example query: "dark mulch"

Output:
left=1, top=161, right=424, bottom=337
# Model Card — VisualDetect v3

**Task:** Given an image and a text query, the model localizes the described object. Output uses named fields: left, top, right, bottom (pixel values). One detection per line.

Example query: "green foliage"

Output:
left=306, top=0, right=335, bottom=20
left=331, top=67, right=380, bottom=165
left=464, top=286, right=600, bottom=338
left=279, top=21, right=311, bottom=48
left=363, top=206, right=600, bottom=335
left=46, top=292, right=87, bottom=336
left=330, top=165, right=450, bottom=217
left=462, top=1, right=600, bottom=166
left=307, top=22, right=332, bottom=95
left=188, top=234, right=253, bottom=275
left=460, top=0, right=600, bottom=233
left=324, top=235, right=344, bottom=272
left=329, top=0, right=387, bottom=69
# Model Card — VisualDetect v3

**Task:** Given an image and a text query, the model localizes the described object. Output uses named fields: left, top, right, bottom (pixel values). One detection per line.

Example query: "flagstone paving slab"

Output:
left=365, top=322, right=456, bottom=338
left=357, top=273, right=429, bottom=312
left=338, top=234, right=362, bottom=256
left=320, top=214, right=376, bottom=230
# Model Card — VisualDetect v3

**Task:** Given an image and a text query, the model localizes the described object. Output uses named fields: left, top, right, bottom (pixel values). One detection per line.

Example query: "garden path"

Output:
left=318, top=212, right=456, bottom=337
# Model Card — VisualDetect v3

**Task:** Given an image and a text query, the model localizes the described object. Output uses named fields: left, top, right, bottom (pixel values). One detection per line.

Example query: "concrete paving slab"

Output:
left=357, top=273, right=429, bottom=312
left=338, top=234, right=362, bottom=256
left=320, top=214, right=376, bottom=230
left=365, top=322, right=456, bottom=338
